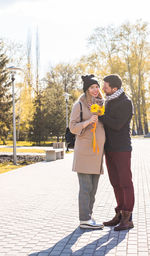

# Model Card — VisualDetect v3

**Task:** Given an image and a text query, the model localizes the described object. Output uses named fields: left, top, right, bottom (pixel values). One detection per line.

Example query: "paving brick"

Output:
left=0, top=138, right=149, bottom=256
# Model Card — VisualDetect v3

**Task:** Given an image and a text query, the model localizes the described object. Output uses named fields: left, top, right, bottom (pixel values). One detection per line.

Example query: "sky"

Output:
left=0, top=0, right=150, bottom=76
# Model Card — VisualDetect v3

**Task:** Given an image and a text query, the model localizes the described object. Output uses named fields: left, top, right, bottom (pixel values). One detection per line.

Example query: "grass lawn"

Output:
left=0, top=148, right=45, bottom=153
left=0, top=140, right=56, bottom=147
left=0, top=140, right=33, bottom=147
left=0, top=142, right=45, bottom=174
left=0, top=162, right=29, bottom=174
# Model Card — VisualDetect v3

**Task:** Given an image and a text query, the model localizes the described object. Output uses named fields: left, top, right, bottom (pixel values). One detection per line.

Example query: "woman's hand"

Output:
left=89, top=115, right=98, bottom=124
left=82, top=115, right=98, bottom=129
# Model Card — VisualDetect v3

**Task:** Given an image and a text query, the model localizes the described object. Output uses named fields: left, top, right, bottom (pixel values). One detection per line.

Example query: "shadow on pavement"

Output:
left=28, top=226, right=128, bottom=256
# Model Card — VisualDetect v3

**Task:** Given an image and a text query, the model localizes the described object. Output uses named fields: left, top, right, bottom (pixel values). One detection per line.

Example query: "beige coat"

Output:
left=69, top=94, right=105, bottom=174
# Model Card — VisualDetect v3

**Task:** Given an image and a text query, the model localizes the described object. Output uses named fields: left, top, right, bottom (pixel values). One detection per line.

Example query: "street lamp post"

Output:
left=64, top=92, right=70, bottom=128
left=7, top=66, right=23, bottom=165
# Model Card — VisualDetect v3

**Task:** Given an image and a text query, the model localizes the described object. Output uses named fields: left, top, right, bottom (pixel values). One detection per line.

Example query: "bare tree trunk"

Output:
left=36, top=28, right=40, bottom=95
left=16, top=95, right=21, bottom=141
left=132, top=99, right=139, bottom=134
left=131, top=116, right=136, bottom=135
left=137, top=104, right=143, bottom=134
left=141, top=88, right=149, bottom=134
left=126, top=60, right=139, bottom=134
left=2, top=138, right=6, bottom=145
left=17, top=116, right=20, bottom=140
left=137, top=70, right=143, bottom=135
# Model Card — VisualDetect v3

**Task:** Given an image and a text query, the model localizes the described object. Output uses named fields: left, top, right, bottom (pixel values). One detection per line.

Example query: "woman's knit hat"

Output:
left=81, top=74, right=100, bottom=93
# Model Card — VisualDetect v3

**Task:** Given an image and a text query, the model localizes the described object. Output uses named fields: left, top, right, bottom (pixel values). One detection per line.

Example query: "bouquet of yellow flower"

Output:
left=90, top=104, right=105, bottom=154
left=91, top=104, right=105, bottom=116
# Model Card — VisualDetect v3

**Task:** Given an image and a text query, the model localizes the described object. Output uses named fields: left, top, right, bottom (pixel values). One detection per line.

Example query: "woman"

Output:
left=69, top=74, right=105, bottom=229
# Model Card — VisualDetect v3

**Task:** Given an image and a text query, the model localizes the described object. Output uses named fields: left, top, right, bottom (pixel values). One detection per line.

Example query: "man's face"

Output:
left=102, top=81, right=117, bottom=96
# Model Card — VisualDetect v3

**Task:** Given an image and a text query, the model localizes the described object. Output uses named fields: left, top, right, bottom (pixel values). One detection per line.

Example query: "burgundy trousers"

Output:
left=105, top=151, right=135, bottom=212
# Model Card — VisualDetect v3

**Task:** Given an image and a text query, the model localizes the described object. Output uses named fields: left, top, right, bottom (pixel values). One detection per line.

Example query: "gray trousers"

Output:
left=77, top=173, right=100, bottom=221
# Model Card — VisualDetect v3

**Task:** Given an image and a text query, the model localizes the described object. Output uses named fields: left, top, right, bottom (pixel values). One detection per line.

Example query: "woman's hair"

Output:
left=97, top=88, right=104, bottom=99
left=85, top=90, right=93, bottom=105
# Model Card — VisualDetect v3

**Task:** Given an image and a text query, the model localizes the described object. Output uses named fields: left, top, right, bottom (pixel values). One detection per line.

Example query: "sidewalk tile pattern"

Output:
left=0, top=138, right=149, bottom=256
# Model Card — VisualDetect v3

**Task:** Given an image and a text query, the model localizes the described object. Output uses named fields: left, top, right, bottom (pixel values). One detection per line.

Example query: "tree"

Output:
left=88, top=25, right=119, bottom=73
left=15, top=81, right=34, bottom=140
left=15, top=32, right=34, bottom=140
left=45, top=64, right=82, bottom=127
left=28, top=92, right=46, bottom=145
left=117, top=21, right=150, bottom=134
left=88, top=20, right=150, bottom=134
left=47, top=63, right=80, bottom=92
left=0, top=40, right=12, bottom=144
left=43, top=81, right=66, bottom=142
left=3, top=38, right=25, bottom=68
left=35, top=28, right=40, bottom=95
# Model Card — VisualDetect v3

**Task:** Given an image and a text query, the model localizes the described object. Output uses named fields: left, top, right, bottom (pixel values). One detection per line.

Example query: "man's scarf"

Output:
left=105, top=88, right=124, bottom=105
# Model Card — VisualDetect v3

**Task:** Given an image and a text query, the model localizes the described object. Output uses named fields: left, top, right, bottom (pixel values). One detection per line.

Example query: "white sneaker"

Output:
left=80, top=219, right=104, bottom=229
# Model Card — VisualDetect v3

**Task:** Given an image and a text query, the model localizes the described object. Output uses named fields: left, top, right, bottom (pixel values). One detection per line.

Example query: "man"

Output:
left=98, top=74, right=135, bottom=231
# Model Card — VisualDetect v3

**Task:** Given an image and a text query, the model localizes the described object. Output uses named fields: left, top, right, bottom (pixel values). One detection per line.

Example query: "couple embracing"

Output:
left=69, top=74, right=135, bottom=231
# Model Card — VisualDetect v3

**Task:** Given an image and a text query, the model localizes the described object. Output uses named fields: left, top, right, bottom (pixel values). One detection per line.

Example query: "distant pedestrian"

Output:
left=69, top=74, right=105, bottom=229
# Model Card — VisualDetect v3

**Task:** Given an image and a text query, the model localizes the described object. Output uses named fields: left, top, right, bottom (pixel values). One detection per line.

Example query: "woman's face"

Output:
left=88, top=84, right=99, bottom=97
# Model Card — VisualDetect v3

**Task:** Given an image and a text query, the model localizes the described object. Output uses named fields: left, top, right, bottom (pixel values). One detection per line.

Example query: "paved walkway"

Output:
left=0, top=138, right=150, bottom=256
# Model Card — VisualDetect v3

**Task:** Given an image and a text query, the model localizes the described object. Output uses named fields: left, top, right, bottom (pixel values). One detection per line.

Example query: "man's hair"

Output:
left=103, top=74, right=122, bottom=89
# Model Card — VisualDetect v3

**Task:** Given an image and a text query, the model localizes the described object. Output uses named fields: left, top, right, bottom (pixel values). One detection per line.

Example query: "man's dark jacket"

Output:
left=98, top=92, right=133, bottom=152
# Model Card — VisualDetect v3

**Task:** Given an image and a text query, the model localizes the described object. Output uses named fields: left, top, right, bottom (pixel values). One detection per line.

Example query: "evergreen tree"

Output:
left=28, top=93, right=46, bottom=145
left=43, top=83, right=66, bottom=142
left=28, top=83, right=66, bottom=144
left=0, top=40, right=12, bottom=144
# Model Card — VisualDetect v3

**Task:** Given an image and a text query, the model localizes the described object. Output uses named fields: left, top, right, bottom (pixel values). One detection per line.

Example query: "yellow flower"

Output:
left=90, top=104, right=100, bottom=113
left=97, top=105, right=105, bottom=116
left=91, top=104, right=105, bottom=116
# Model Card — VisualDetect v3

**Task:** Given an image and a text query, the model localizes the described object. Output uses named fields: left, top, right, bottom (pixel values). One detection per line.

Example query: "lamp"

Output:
left=7, top=66, right=23, bottom=165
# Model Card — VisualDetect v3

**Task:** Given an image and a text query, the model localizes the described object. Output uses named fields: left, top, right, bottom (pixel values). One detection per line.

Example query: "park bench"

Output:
left=45, top=142, right=65, bottom=161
